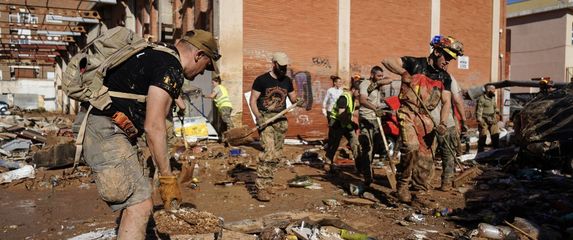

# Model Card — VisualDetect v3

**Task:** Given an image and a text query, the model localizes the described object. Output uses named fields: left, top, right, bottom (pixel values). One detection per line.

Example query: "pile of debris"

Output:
left=0, top=114, right=76, bottom=184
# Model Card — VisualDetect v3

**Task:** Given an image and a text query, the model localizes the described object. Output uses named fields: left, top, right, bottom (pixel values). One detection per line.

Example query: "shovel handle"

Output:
left=257, top=100, right=301, bottom=130
left=376, top=118, right=395, bottom=175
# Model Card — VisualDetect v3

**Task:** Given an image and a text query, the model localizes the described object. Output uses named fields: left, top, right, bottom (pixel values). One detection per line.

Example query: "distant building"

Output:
left=507, top=0, right=573, bottom=89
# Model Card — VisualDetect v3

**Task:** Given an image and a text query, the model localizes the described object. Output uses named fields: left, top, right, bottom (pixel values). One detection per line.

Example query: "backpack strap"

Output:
left=71, top=105, right=93, bottom=173
left=109, top=91, right=147, bottom=102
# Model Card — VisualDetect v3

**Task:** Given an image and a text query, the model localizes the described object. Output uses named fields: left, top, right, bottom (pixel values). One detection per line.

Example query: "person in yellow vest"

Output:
left=325, top=81, right=361, bottom=174
left=203, top=75, right=234, bottom=134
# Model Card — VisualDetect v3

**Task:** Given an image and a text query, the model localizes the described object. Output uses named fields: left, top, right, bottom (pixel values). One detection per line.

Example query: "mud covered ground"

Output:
left=1, top=143, right=572, bottom=240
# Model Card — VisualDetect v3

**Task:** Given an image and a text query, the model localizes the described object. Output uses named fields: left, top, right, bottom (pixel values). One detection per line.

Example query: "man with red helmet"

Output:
left=382, top=35, right=464, bottom=203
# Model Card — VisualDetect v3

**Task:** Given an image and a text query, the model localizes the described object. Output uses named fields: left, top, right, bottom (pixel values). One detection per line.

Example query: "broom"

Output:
left=224, top=100, right=301, bottom=146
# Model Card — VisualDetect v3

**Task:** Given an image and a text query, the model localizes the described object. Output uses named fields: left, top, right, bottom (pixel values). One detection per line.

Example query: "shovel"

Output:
left=224, top=100, right=301, bottom=146
left=376, top=117, right=397, bottom=191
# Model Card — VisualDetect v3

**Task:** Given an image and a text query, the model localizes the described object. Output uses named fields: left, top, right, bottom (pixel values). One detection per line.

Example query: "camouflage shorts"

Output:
left=219, top=106, right=234, bottom=129
left=82, top=113, right=152, bottom=211
left=258, top=112, right=288, bottom=160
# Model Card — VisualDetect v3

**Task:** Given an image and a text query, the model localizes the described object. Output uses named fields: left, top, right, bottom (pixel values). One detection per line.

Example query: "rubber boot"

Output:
left=491, top=133, right=500, bottom=149
left=477, top=135, right=486, bottom=152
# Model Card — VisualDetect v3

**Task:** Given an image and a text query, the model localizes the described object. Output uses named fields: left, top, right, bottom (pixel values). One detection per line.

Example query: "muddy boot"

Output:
left=255, top=189, right=271, bottom=202
left=439, top=180, right=453, bottom=192
left=397, top=185, right=412, bottom=203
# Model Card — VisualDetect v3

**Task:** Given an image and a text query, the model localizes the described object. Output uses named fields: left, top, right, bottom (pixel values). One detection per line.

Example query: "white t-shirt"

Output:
left=323, top=87, right=343, bottom=112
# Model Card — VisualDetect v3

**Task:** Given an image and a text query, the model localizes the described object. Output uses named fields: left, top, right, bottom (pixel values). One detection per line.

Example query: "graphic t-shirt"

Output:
left=252, top=72, right=294, bottom=113
left=93, top=47, right=184, bottom=133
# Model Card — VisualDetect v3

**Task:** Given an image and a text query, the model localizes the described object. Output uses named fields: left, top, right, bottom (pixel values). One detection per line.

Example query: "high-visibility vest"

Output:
left=330, top=91, right=354, bottom=128
left=214, top=85, right=232, bottom=109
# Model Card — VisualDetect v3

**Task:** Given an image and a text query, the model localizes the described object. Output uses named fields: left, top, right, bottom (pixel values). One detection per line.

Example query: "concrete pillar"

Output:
left=214, top=0, right=243, bottom=125
left=431, top=0, right=440, bottom=40
left=338, top=0, right=350, bottom=82
left=491, top=0, right=500, bottom=83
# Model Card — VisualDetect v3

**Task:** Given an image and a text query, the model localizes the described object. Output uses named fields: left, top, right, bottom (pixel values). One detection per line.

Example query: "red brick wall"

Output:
left=441, top=0, right=493, bottom=89
left=441, top=0, right=497, bottom=122
left=242, top=0, right=502, bottom=138
left=243, top=0, right=338, bottom=139
left=350, top=0, right=431, bottom=77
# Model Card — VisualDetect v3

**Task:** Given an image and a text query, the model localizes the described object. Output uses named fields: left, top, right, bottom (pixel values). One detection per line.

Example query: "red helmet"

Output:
left=430, top=35, right=464, bottom=59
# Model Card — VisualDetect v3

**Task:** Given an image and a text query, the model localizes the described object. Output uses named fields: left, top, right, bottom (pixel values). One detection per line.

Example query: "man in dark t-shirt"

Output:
left=77, top=30, right=220, bottom=239
left=382, top=35, right=463, bottom=204
left=249, top=52, right=298, bottom=202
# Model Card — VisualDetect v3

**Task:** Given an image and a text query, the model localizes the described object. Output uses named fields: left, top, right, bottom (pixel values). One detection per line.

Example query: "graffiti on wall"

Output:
left=312, top=56, right=332, bottom=69
left=293, top=71, right=313, bottom=111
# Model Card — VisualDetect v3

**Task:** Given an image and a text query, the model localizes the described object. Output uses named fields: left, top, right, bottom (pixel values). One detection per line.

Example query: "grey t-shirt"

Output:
left=358, top=80, right=382, bottom=120
left=431, top=76, right=459, bottom=127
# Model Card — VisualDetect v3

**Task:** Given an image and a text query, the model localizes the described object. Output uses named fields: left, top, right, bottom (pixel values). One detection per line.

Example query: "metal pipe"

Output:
left=36, top=30, right=81, bottom=36
left=13, top=39, right=68, bottom=46
left=46, top=14, right=99, bottom=24
left=84, top=0, right=117, bottom=4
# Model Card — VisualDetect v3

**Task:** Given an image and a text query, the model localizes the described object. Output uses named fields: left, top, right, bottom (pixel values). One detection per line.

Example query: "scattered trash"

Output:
left=433, top=208, right=453, bottom=217
left=406, top=213, right=425, bottom=224
left=322, top=199, right=341, bottom=207
left=229, top=147, right=241, bottom=157
left=0, top=159, right=27, bottom=170
left=68, top=227, right=116, bottom=240
left=288, top=175, right=313, bottom=188
left=0, top=165, right=35, bottom=184
left=153, top=208, right=222, bottom=236
left=304, top=183, right=322, bottom=190
left=339, top=229, right=373, bottom=240
left=349, top=183, right=363, bottom=196
left=477, top=223, right=517, bottom=240
left=297, top=150, right=324, bottom=166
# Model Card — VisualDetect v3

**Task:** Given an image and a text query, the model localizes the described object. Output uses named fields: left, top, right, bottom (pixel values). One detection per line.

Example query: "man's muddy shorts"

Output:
left=81, top=113, right=152, bottom=211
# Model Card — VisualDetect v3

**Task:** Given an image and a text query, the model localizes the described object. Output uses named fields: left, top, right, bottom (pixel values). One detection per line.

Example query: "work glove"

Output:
left=296, top=97, right=305, bottom=107
left=436, top=123, right=448, bottom=136
left=159, top=175, right=182, bottom=211
left=375, top=108, right=385, bottom=117
left=401, top=71, right=412, bottom=84
left=322, top=108, right=327, bottom=117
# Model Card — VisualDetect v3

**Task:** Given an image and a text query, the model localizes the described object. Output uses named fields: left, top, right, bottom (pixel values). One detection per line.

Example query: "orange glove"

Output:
left=159, top=175, right=182, bottom=211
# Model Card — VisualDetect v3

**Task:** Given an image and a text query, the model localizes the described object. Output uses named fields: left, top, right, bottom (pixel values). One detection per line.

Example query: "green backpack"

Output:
left=63, top=26, right=180, bottom=170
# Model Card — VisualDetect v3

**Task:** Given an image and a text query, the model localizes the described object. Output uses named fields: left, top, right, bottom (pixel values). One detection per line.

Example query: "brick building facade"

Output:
left=240, top=0, right=505, bottom=138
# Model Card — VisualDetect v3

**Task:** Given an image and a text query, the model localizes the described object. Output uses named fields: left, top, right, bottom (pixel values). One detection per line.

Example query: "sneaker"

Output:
left=255, top=189, right=271, bottom=202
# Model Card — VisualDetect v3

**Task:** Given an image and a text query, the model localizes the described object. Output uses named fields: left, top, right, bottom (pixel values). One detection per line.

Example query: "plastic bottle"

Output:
left=0, top=165, right=35, bottom=183
left=340, top=229, right=371, bottom=240
left=477, top=223, right=518, bottom=240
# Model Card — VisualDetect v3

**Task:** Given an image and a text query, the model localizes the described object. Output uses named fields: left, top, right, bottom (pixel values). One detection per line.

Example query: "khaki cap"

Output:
left=272, top=52, right=289, bottom=66
left=181, top=30, right=221, bottom=73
